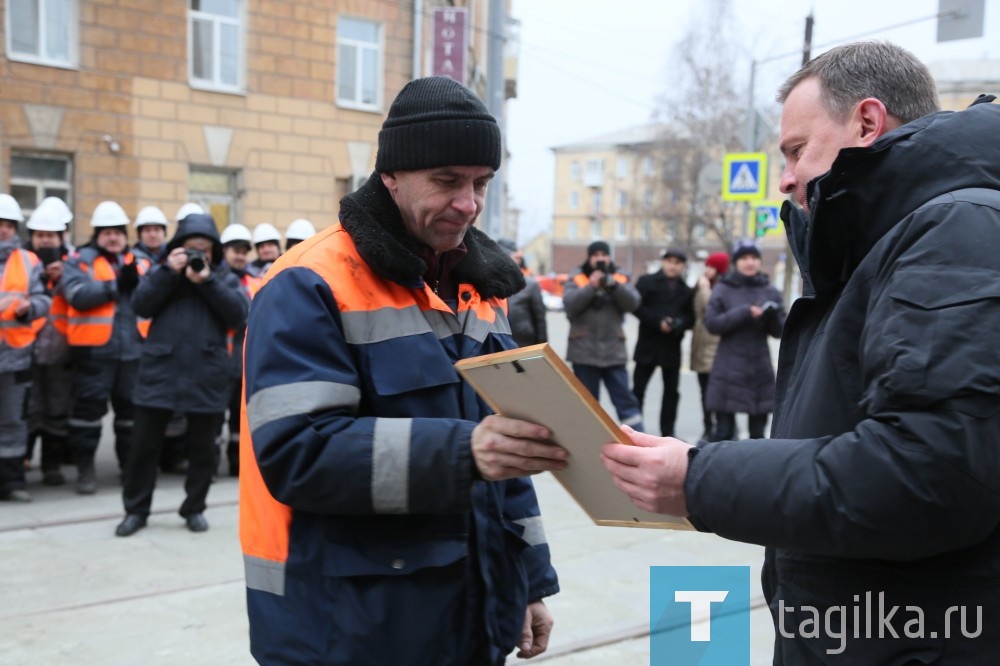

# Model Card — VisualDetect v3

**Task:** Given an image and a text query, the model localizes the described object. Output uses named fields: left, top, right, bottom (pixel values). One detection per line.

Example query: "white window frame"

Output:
left=643, top=156, right=655, bottom=177
left=9, top=152, right=74, bottom=231
left=617, top=191, right=627, bottom=210
left=189, top=0, right=246, bottom=94
left=337, top=16, right=383, bottom=111
left=589, top=220, right=602, bottom=239
left=640, top=220, right=651, bottom=240
left=616, top=158, right=628, bottom=178
left=615, top=220, right=627, bottom=240
left=644, top=189, right=653, bottom=210
left=569, top=161, right=580, bottom=181
left=6, top=0, right=78, bottom=69
left=567, top=220, right=578, bottom=240
left=568, top=191, right=579, bottom=210
left=592, top=190, right=602, bottom=214
left=188, top=166, right=242, bottom=226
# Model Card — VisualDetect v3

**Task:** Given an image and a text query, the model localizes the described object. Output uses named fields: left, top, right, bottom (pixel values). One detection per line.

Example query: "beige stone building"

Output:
left=549, top=124, right=724, bottom=277
left=1, top=0, right=514, bottom=246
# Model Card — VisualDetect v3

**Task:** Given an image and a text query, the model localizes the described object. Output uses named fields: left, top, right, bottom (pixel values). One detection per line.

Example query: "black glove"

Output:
left=117, top=262, right=139, bottom=293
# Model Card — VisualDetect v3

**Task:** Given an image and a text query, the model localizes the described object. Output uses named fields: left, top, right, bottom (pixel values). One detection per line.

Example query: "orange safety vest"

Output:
left=226, top=271, right=262, bottom=355
left=0, top=248, right=46, bottom=348
left=572, top=271, right=630, bottom=288
left=65, top=253, right=151, bottom=346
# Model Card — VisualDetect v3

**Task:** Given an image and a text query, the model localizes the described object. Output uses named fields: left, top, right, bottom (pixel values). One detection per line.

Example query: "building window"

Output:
left=643, top=156, right=655, bottom=177
left=617, top=191, right=627, bottom=210
left=337, top=16, right=381, bottom=110
left=615, top=220, right=627, bottom=240
left=641, top=219, right=651, bottom=240
left=584, top=159, right=604, bottom=187
left=616, top=158, right=628, bottom=178
left=569, top=161, right=580, bottom=181
left=6, top=0, right=78, bottom=68
left=592, top=190, right=602, bottom=214
left=590, top=220, right=602, bottom=239
left=188, top=167, right=241, bottom=229
left=9, top=153, right=73, bottom=223
left=567, top=220, right=578, bottom=240
left=644, top=189, right=653, bottom=210
left=189, top=0, right=244, bottom=92
left=568, top=191, right=579, bottom=210
left=694, top=222, right=706, bottom=240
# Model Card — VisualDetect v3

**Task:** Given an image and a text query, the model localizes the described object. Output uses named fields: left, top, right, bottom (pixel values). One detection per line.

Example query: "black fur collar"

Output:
left=338, top=173, right=525, bottom=299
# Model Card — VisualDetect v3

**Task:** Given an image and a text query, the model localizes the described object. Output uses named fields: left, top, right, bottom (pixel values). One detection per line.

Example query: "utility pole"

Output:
left=782, top=13, right=813, bottom=305
left=484, top=0, right=506, bottom=240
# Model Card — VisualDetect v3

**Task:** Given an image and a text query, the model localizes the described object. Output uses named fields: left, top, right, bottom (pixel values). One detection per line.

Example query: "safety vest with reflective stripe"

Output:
left=239, top=224, right=511, bottom=573
left=65, top=253, right=150, bottom=346
left=226, top=271, right=262, bottom=354
left=0, top=248, right=46, bottom=348
left=572, top=270, right=630, bottom=288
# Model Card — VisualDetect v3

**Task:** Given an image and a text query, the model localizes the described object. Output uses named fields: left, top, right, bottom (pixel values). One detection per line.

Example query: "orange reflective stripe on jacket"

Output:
left=0, top=249, right=45, bottom=348
left=66, top=253, right=150, bottom=346
left=573, top=271, right=629, bottom=287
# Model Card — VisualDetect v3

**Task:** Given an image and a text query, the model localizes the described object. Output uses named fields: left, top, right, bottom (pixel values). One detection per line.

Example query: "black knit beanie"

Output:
left=587, top=240, right=611, bottom=256
left=375, top=77, right=501, bottom=173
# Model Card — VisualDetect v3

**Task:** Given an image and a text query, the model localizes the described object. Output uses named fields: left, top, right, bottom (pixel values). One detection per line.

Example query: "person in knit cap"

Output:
left=239, top=77, right=562, bottom=665
left=689, top=251, right=730, bottom=441
left=563, top=240, right=644, bottom=431
left=631, top=247, right=694, bottom=438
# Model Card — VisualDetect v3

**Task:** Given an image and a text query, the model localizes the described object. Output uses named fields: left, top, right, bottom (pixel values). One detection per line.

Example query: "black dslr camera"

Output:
left=594, top=260, right=617, bottom=289
left=185, top=249, right=207, bottom=272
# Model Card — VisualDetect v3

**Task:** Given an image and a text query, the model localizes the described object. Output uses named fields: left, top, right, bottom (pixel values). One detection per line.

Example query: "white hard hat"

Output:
left=91, top=201, right=130, bottom=228
left=285, top=218, right=316, bottom=241
left=175, top=202, right=204, bottom=222
left=26, top=197, right=73, bottom=232
left=252, top=223, right=281, bottom=245
left=135, top=205, right=169, bottom=228
left=220, top=223, right=253, bottom=245
left=0, top=193, right=25, bottom=222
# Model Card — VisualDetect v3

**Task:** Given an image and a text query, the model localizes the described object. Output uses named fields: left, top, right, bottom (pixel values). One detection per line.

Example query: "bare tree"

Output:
left=651, top=0, right=751, bottom=253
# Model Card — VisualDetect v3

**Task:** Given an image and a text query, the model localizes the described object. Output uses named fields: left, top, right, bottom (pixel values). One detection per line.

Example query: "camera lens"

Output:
left=189, top=256, right=206, bottom=272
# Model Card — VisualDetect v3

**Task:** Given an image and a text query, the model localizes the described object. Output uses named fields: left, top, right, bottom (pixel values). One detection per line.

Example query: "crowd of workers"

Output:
left=0, top=197, right=315, bottom=535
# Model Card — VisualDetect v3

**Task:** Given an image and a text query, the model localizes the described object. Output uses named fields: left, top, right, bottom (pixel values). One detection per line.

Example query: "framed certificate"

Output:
left=456, top=343, right=692, bottom=530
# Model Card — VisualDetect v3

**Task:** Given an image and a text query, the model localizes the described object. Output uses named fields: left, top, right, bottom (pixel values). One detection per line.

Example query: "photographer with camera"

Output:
left=563, top=240, right=644, bottom=430
left=115, top=213, right=248, bottom=537
left=703, top=238, right=785, bottom=441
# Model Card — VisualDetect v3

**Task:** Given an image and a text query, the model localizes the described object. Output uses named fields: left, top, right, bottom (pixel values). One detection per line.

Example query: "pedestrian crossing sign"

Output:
left=722, top=153, right=768, bottom=201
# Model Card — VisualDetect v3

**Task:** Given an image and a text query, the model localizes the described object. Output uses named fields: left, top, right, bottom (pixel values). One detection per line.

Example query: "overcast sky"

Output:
left=505, top=0, right=1000, bottom=243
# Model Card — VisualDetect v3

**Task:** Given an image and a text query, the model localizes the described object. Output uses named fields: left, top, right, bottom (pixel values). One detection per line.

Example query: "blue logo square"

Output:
left=650, top=566, right=751, bottom=665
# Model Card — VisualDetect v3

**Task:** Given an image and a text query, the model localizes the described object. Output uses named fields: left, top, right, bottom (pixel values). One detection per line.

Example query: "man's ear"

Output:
left=855, top=98, right=891, bottom=147
left=380, top=171, right=397, bottom=193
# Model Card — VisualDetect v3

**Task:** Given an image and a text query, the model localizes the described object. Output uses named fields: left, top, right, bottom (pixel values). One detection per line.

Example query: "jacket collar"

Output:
left=783, top=101, right=1000, bottom=297
left=338, top=172, right=525, bottom=299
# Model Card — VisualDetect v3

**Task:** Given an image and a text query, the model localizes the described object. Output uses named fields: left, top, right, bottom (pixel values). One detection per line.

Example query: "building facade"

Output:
left=1, top=0, right=515, bottom=245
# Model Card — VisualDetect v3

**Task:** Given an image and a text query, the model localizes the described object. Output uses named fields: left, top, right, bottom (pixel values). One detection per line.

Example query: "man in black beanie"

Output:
left=239, top=77, right=563, bottom=665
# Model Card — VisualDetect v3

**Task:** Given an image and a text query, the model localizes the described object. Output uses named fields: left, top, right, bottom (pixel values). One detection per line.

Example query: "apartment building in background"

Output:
left=1, top=0, right=517, bottom=245
left=549, top=124, right=726, bottom=278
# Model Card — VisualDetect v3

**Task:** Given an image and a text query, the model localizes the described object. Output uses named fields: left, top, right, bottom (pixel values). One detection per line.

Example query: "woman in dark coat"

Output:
left=704, top=239, right=785, bottom=440
left=115, top=213, right=249, bottom=536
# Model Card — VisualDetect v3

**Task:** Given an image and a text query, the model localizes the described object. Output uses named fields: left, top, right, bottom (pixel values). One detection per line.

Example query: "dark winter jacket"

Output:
left=703, top=271, right=784, bottom=414
left=239, top=175, right=556, bottom=666
left=563, top=261, right=640, bottom=367
left=632, top=270, right=694, bottom=368
left=131, top=215, right=249, bottom=413
left=685, top=100, right=1000, bottom=663
left=507, top=274, right=548, bottom=347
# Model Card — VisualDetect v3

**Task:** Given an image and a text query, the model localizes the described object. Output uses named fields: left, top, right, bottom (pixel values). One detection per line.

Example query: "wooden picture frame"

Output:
left=456, top=343, right=693, bottom=530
